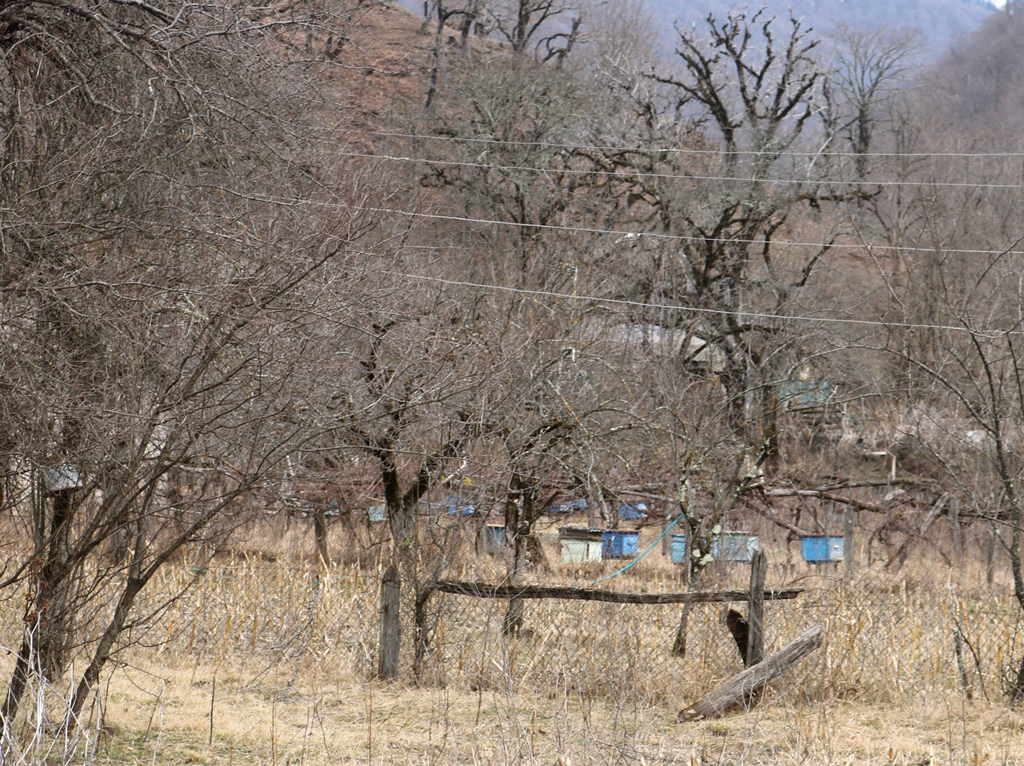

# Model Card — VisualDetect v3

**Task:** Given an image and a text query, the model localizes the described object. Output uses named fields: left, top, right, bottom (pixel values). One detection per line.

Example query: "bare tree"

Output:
left=420, top=51, right=612, bottom=290
left=582, top=9, right=865, bottom=465
left=313, top=289, right=494, bottom=681
left=846, top=76, right=1024, bottom=696
left=823, top=23, right=921, bottom=179
left=0, top=0, right=385, bottom=743
left=485, top=0, right=579, bottom=57
left=868, top=239, right=1024, bottom=699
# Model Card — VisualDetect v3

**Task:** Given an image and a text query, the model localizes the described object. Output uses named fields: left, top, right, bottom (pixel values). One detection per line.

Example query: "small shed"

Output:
left=548, top=498, right=588, bottom=514
left=41, top=464, right=82, bottom=495
left=559, top=527, right=604, bottom=564
left=445, top=497, right=476, bottom=515
left=777, top=380, right=833, bottom=411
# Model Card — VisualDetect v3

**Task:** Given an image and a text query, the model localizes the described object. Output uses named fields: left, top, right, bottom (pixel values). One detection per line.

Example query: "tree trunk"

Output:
left=503, top=491, right=529, bottom=637
left=3, top=489, right=77, bottom=726
left=1010, top=505, right=1024, bottom=704
left=1, top=634, right=34, bottom=729
left=66, top=577, right=145, bottom=726
left=987, top=524, right=998, bottom=586
left=948, top=496, right=962, bottom=565
left=671, top=551, right=701, bottom=656
left=413, top=585, right=436, bottom=682
left=503, top=528, right=527, bottom=637
left=760, top=382, right=780, bottom=475
left=843, top=506, right=856, bottom=577
left=671, top=602, right=693, bottom=657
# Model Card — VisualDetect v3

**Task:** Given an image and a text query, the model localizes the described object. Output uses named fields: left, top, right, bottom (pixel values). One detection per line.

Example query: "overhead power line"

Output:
left=348, top=128, right=1024, bottom=161
left=238, top=191, right=1023, bottom=258
left=381, top=270, right=1022, bottom=337
left=330, top=148, right=1024, bottom=191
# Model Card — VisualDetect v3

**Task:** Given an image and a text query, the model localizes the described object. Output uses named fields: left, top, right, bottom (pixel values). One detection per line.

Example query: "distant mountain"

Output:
left=925, top=1, right=1024, bottom=133
left=647, top=0, right=998, bottom=59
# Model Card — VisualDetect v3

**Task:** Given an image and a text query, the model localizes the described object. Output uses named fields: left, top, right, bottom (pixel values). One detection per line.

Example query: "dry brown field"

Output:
left=4, top=514, right=1024, bottom=765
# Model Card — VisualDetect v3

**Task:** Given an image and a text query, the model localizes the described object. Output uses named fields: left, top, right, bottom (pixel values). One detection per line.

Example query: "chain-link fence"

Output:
left=141, top=526, right=1024, bottom=712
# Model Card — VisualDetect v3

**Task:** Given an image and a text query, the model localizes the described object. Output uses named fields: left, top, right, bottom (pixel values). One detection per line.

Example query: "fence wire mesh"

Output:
left=139, top=527, right=1024, bottom=712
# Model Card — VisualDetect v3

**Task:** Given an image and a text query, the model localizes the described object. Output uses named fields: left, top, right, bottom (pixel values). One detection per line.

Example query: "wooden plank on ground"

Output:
left=677, top=625, right=824, bottom=721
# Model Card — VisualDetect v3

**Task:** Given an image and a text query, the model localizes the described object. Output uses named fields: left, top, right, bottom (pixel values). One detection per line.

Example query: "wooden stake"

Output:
left=208, top=675, right=215, bottom=746
left=746, top=551, right=767, bottom=667
left=988, top=525, right=998, bottom=586
left=377, top=564, right=401, bottom=681
left=843, top=506, right=856, bottom=576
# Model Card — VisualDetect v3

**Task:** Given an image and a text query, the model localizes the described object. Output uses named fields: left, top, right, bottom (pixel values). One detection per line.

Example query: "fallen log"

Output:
left=677, top=625, right=824, bottom=721
left=435, top=580, right=803, bottom=605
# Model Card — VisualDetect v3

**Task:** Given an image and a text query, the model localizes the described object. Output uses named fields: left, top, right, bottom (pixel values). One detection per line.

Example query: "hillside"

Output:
left=925, top=1, right=1024, bottom=131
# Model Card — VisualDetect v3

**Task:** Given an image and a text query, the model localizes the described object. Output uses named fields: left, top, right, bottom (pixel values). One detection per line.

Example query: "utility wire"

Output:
left=237, top=190, right=1024, bottom=258
left=380, top=269, right=1023, bottom=337
left=346, top=128, right=1024, bottom=160
left=333, top=148, right=1024, bottom=191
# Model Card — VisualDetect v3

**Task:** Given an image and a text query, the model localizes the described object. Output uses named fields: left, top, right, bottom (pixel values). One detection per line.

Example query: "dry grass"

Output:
left=77, top=653, right=1024, bottom=765
left=4, top=514, right=1024, bottom=764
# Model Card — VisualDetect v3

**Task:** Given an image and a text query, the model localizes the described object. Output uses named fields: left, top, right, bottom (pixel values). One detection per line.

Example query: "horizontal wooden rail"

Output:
left=434, top=580, right=803, bottom=605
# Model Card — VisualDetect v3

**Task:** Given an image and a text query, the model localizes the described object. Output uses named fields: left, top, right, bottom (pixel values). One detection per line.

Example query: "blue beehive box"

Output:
left=618, top=502, right=648, bottom=520
left=446, top=497, right=476, bottom=515
left=801, top=535, right=844, bottom=562
left=713, top=533, right=759, bottom=562
left=483, top=525, right=506, bottom=553
left=602, top=529, right=639, bottom=558
left=777, top=379, right=833, bottom=410
left=671, top=534, right=687, bottom=564
left=548, top=498, right=588, bottom=514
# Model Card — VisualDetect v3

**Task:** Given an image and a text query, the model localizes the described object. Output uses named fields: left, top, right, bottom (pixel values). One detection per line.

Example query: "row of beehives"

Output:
left=365, top=497, right=648, bottom=522
left=483, top=525, right=846, bottom=565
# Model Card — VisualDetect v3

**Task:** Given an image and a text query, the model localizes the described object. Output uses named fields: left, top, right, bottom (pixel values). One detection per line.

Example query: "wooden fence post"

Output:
left=843, top=506, right=855, bottom=576
left=377, top=564, right=401, bottom=681
left=746, top=550, right=767, bottom=667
